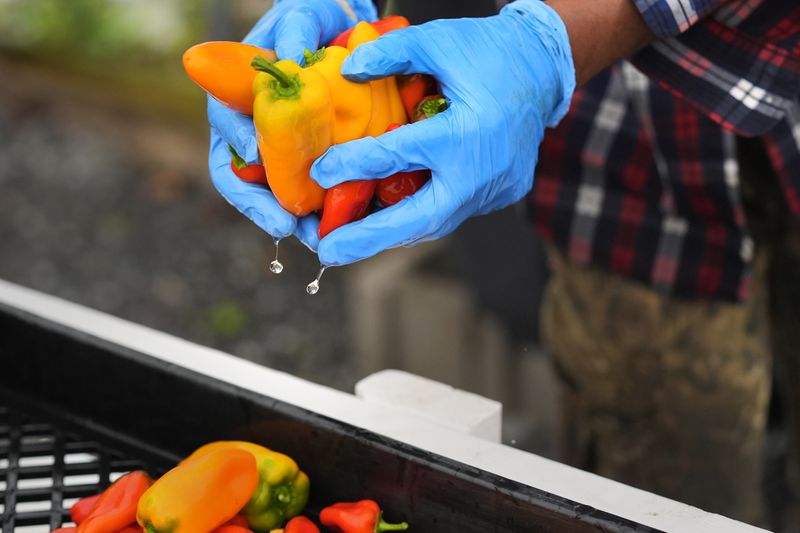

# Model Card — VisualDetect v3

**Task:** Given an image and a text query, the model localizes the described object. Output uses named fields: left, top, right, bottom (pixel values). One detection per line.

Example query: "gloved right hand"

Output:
left=208, top=0, right=377, bottom=249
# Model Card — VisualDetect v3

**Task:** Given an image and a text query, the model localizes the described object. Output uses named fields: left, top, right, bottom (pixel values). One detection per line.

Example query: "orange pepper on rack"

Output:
left=136, top=448, right=258, bottom=533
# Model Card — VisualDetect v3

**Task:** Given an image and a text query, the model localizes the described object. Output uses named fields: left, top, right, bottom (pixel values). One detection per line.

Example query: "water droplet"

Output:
left=269, top=238, right=283, bottom=274
left=306, top=265, right=327, bottom=296
left=306, top=280, right=320, bottom=295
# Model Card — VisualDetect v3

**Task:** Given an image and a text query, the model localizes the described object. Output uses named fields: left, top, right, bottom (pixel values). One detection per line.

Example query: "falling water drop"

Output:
left=306, top=266, right=327, bottom=295
left=269, top=238, right=283, bottom=274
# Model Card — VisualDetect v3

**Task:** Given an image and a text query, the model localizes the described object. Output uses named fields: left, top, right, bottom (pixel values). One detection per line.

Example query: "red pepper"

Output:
left=70, top=494, right=101, bottom=525
left=319, top=500, right=407, bottom=533
left=396, top=74, right=437, bottom=120
left=270, top=516, right=320, bottom=533
left=318, top=179, right=376, bottom=238
left=77, top=471, right=152, bottom=533
left=117, top=526, right=143, bottom=533
left=374, top=124, right=430, bottom=208
left=229, top=145, right=268, bottom=186
left=328, top=16, right=410, bottom=48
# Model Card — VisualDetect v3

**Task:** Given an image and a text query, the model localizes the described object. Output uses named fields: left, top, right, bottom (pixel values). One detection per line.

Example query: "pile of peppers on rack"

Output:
left=51, top=440, right=408, bottom=533
left=182, top=16, right=446, bottom=239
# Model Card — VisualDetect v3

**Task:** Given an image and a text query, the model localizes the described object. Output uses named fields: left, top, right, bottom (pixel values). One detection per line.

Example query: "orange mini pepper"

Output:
left=328, top=16, right=410, bottom=48
left=136, top=448, right=258, bottom=533
left=183, top=42, right=276, bottom=115
left=77, top=471, right=153, bottom=533
left=346, top=23, right=407, bottom=135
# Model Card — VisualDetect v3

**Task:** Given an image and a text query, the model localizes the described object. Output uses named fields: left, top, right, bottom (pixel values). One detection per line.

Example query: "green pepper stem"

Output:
left=420, top=97, right=448, bottom=119
left=303, top=47, right=327, bottom=67
left=375, top=512, right=409, bottom=532
left=252, top=55, right=293, bottom=88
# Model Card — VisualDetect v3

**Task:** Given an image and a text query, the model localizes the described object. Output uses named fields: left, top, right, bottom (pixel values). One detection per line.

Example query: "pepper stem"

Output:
left=375, top=512, right=409, bottom=532
left=420, top=97, right=448, bottom=119
left=251, top=55, right=294, bottom=88
left=303, top=47, right=327, bottom=67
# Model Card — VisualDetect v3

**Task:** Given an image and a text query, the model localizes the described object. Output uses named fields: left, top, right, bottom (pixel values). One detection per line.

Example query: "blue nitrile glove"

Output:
left=310, top=0, right=575, bottom=265
left=208, top=0, right=377, bottom=249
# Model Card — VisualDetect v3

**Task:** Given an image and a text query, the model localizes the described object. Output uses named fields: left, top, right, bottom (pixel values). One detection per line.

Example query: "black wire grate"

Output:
left=0, top=403, right=151, bottom=533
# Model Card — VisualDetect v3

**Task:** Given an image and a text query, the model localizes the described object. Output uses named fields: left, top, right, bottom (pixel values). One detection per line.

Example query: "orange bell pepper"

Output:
left=183, top=42, right=276, bottom=115
left=77, top=471, right=153, bottom=533
left=136, top=448, right=258, bottom=533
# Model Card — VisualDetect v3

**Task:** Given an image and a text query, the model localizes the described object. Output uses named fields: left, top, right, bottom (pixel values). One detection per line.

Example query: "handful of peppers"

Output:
left=182, top=16, right=444, bottom=241
left=55, top=440, right=409, bottom=533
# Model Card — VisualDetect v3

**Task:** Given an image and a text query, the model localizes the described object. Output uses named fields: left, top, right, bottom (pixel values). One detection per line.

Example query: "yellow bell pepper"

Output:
left=183, top=441, right=310, bottom=533
left=346, top=22, right=407, bottom=136
left=136, top=448, right=258, bottom=533
left=251, top=56, right=332, bottom=216
left=304, top=46, right=372, bottom=145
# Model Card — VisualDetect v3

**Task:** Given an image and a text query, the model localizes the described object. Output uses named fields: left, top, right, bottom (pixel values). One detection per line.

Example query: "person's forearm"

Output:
left=545, top=0, right=654, bottom=86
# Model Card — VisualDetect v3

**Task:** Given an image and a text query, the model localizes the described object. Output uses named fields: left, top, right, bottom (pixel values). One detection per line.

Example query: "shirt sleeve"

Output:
left=632, top=0, right=726, bottom=37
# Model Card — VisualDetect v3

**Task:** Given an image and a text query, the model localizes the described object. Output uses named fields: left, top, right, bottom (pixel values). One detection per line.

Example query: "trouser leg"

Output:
left=540, top=253, right=769, bottom=524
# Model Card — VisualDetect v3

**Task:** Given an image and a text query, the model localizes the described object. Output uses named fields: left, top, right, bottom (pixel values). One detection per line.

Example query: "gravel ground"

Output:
left=0, top=79, right=358, bottom=391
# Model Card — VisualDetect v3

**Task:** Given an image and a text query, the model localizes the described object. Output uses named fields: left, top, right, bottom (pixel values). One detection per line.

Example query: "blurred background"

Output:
left=0, top=0, right=556, bottom=456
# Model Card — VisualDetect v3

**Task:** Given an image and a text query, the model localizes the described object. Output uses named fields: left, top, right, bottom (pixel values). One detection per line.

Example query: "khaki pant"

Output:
left=539, top=137, right=800, bottom=526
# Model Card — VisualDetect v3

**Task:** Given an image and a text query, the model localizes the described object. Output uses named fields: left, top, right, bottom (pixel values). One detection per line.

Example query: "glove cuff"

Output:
left=501, top=0, right=576, bottom=127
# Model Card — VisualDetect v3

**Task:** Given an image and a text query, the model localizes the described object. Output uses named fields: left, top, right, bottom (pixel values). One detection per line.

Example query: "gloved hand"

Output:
left=208, top=0, right=377, bottom=249
left=310, top=0, right=575, bottom=265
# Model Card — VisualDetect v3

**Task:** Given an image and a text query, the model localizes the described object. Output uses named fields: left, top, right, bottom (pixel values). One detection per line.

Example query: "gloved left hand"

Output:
left=310, top=0, right=575, bottom=265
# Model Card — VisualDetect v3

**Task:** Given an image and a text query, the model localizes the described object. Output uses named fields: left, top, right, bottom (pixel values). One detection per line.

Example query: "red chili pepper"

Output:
left=318, top=179, right=376, bottom=238
left=396, top=74, right=437, bottom=120
left=319, top=500, right=407, bottom=533
left=77, top=471, right=153, bottom=533
left=70, top=494, right=101, bottom=525
left=374, top=124, right=430, bottom=208
left=117, top=525, right=143, bottom=533
left=328, top=16, right=410, bottom=48
left=229, top=145, right=268, bottom=186
left=223, top=515, right=250, bottom=528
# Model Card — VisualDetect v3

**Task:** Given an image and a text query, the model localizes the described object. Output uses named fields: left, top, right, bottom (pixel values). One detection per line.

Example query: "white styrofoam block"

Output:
left=356, top=369, right=502, bottom=442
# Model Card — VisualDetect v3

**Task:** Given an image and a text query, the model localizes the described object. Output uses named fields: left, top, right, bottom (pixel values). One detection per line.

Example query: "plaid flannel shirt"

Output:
left=531, top=0, right=800, bottom=302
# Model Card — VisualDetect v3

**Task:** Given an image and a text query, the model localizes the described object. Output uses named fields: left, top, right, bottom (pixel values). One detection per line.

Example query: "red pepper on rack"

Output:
left=319, top=500, right=408, bottom=533
left=328, top=16, right=410, bottom=48
left=269, top=516, right=320, bottom=533
left=77, top=471, right=152, bottom=533
left=70, top=494, right=102, bottom=525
